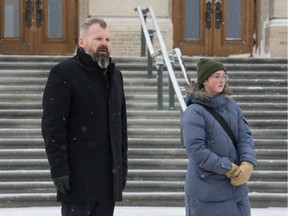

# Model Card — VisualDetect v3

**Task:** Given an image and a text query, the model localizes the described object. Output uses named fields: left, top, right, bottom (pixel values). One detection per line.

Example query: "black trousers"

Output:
left=61, top=201, right=115, bottom=216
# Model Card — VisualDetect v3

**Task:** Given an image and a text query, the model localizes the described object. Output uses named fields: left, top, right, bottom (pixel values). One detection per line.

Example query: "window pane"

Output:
left=185, top=0, right=200, bottom=39
left=4, top=0, right=20, bottom=37
left=226, top=0, right=242, bottom=39
left=48, top=0, right=63, bottom=38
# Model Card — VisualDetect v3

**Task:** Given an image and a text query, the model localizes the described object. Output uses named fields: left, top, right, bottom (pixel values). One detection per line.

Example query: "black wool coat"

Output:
left=41, top=48, right=128, bottom=202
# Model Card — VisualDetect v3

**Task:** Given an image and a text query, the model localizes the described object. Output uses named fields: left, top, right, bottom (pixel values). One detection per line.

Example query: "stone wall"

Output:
left=78, top=0, right=287, bottom=57
left=82, top=0, right=173, bottom=57
left=263, top=0, right=288, bottom=57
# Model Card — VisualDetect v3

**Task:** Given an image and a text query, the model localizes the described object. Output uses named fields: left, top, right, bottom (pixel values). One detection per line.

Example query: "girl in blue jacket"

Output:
left=181, top=58, right=257, bottom=216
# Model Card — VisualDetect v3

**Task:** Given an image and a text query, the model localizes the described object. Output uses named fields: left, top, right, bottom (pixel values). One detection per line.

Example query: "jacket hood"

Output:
left=185, top=81, right=232, bottom=107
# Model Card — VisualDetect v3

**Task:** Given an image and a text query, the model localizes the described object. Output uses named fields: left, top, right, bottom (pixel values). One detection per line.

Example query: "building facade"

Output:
left=0, top=0, right=287, bottom=57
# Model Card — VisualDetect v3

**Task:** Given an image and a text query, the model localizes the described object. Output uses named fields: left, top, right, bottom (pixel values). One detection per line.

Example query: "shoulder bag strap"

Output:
left=195, top=103, right=237, bottom=147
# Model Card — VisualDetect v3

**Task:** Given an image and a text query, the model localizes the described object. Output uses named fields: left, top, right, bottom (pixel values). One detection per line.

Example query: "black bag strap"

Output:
left=195, top=103, right=237, bottom=147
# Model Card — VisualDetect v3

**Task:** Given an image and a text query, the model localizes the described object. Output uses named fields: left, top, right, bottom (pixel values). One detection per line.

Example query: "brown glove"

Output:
left=231, top=161, right=254, bottom=186
left=225, top=163, right=238, bottom=178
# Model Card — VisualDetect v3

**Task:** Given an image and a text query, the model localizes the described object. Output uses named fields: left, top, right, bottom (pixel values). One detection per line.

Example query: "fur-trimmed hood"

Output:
left=185, top=81, right=232, bottom=107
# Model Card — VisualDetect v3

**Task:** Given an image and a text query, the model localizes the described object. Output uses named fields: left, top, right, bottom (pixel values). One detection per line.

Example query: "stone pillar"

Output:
left=78, top=0, right=89, bottom=26
left=264, top=0, right=288, bottom=57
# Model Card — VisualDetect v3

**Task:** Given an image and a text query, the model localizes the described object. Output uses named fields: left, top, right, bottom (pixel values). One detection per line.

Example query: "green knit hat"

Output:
left=197, top=58, right=226, bottom=85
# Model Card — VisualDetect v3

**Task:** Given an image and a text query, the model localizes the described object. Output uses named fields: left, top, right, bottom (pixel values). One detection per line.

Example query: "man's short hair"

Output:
left=79, top=17, right=107, bottom=36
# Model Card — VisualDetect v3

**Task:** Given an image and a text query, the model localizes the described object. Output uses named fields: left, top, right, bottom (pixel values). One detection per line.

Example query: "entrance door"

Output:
left=0, top=0, right=77, bottom=55
left=173, top=0, right=255, bottom=56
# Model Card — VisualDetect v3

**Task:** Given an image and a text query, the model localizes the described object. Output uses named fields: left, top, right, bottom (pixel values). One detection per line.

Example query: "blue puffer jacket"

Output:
left=181, top=82, right=256, bottom=216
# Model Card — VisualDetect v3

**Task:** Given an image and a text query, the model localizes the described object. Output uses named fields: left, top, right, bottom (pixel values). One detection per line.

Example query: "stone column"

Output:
left=264, top=0, right=288, bottom=57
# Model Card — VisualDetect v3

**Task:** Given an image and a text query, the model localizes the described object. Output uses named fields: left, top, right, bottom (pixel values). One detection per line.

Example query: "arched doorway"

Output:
left=0, top=0, right=78, bottom=55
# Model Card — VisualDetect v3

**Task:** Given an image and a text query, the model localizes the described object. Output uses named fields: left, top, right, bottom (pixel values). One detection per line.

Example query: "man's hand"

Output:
left=231, top=161, right=253, bottom=186
left=53, top=175, right=70, bottom=195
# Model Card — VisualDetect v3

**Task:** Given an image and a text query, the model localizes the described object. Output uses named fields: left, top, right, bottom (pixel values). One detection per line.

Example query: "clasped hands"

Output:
left=225, top=162, right=253, bottom=186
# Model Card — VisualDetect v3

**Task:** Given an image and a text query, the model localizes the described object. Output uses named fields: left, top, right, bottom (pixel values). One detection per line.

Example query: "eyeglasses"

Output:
left=209, top=74, right=229, bottom=81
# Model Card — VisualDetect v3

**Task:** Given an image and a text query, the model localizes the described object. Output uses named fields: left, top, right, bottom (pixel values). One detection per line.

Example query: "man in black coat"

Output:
left=41, top=17, right=128, bottom=216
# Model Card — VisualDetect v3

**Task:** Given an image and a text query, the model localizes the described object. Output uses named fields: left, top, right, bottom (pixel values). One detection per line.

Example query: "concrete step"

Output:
left=0, top=193, right=58, bottom=208
left=1, top=55, right=287, bottom=64
left=123, top=85, right=287, bottom=93
left=0, top=108, right=285, bottom=121
left=2, top=60, right=286, bottom=73
left=250, top=129, right=287, bottom=139
left=239, top=102, right=287, bottom=111
left=0, top=118, right=285, bottom=131
left=125, top=180, right=288, bottom=194
left=112, top=128, right=288, bottom=139
left=130, top=70, right=288, bottom=79
left=127, top=169, right=288, bottom=182
left=0, top=147, right=286, bottom=161
left=0, top=149, right=46, bottom=159
left=0, top=137, right=182, bottom=149
left=0, top=85, right=45, bottom=93
left=248, top=181, right=288, bottom=193
left=0, top=170, right=50, bottom=181
left=0, top=138, right=44, bottom=148
left=119, top=192, right=288, bottom=208
left=232, top=86, right=287, bottom=95
left=1, top=89, right=286, bottom=101
left=0, top=109, right=42, bottom=117
left=232, top=94, right=287, bottom=102
left=127, top=159, right=287, bottom=170
left=0, top=159, right=50, bottom=170
left=0, top=128, right=42, bottom=138
left=0, top=78, right=47, bottom=85
left=128, top=148, right=287, bottom=160
left=0, top=93, right=284, bottom=111
left=254, top=139, right=287, bottom=149
left=249, top=171, right=287, bottom=182
left=0, top=169, right=286, bottom=182
left=243, top=110, right=287, bottom=119
left=0, top=191, right=286, bottom=208
left=0, top=137, right=284, bottom=151
left=0, top=55, right=286, bottom=208
left=0, top=101, right=286, bottom=114
left=128, top=128, right=180, bottom=138
left=255, top=149, right=287, bottom=159
left=0, top=119, right=41, bottom=127
left=0, top=182, right=55, bottom=193
left=0, top=70, right=49, bottom=77
left=0, top=158, right=285, bottom=171
left=0, top=180, right=286, bottom=195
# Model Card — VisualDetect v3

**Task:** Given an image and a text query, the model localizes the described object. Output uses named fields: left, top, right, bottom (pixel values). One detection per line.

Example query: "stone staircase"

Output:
left=0, top=55, right=286, bottom=208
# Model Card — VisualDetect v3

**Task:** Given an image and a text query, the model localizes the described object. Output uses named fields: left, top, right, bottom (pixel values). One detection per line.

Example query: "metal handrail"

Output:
left=168, top=48, right=191, bottom=86
left=136, top=6, right=188, bottom=112
left=136, top=6, right=155, bottom=57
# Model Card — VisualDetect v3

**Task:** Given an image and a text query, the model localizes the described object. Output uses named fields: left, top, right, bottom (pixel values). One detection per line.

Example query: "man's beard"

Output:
left=87, top=47, right=110, bottom=68
left=97, top=55, right=110, bottom=69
